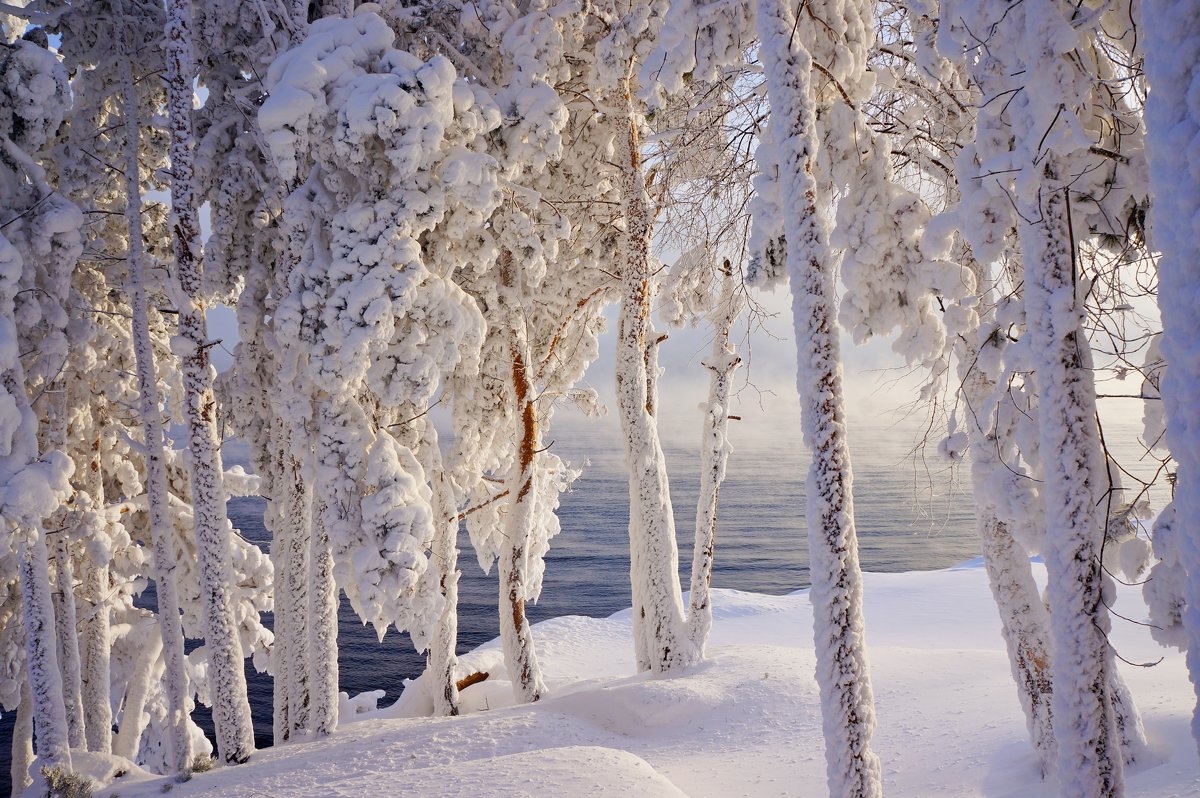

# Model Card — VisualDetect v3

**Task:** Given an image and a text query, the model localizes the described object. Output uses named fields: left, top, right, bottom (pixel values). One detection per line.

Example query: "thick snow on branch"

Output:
left=638, top=0, right=755, bottom=109
left=261, top=13, right=504, bottom=658
left=351, top=431, right=442, bottom=645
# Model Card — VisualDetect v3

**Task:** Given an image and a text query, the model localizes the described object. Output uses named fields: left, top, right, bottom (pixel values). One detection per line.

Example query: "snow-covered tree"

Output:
left=752, top=0, right=884, bottom=793
left=932, top=1, right=1154, bottom=791
left=584, top=0, right=705, bottom=674
left=680, top=260, right=741, bottom=651
left=874, top=6, right=1062, bottom=769
left=162, top=0, right=256, bottom=763
left=426, top=0, right=617, bottom=702
left=638, top=53, right=758, bottom=660
left=110, top=3, right=194, bottom=769
left=1142, top=0, right=1200, bottom=760
left=259, top=9, right=504, bottom=731
left=195, top=0, right=312, bottom=743
left=0, top=29, right=79, bottom=775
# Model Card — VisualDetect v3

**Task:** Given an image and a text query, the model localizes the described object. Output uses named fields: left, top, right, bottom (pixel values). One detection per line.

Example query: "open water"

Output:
left=1, top=410, right=1163, bottom=792
left=209, top=415, right=986, bottom=755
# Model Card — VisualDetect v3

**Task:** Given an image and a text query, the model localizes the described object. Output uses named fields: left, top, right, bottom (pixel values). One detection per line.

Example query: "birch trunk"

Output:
left=79, top=552, right=112, bottom=754
left=270, top=452, right=290, bottom=744
left=18, top=531, right=72, bottom=770
left=1019, top=157, right=1123, bottom=797
left=612, top=87, right=696, bottom=674
left=115, top=18, right=192, bottom=772
left=307, top=506, right=338, bottom=735
left=685, top=267, right=740, bottom=653
left=11, top=676, right=32, bottom=796
left=284, top=447, right=312, bottom=738
left=758, top=1, right=882, bottom=794
left=79, top=419, right=112, bottom=754
left=4, top=370, right=72, bottom=773
left=284, top=463, right=312, bottom=739
left=45, top=389, right=86, bottom=750
left=163, top=0, right=255, bottom=764
left=268, top=433, right=290, bottom=743
left=496, top=250, right=547, bottom=702
left=1142, top=1, right=1200, bottom=758
left=956, top=256, right=1055, bottom=772
left=113, top=628, right=163, bottom=760
left=51, top=536, right=86, bottom=749
left=423, top=425, right=460, bottom=716
left=310, top=413, right=342, bottom=736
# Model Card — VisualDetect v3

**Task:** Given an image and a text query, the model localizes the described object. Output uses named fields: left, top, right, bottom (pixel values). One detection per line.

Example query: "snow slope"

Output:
left=101, top=561, right=1199, bottom=797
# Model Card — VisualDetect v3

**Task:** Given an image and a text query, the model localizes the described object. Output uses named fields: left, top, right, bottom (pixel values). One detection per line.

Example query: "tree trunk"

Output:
left=284, top=447, right=313, bottom=737
left=612, top=87, right=696, bottom=674
left=758, top=1, right=882, bottom=794
left=1141, top=2, right=1200, bottom=758
left=44, top=388, right=86, bottom=750
left=269, top=432, right=290, bottom=743
left=115, top=19, right=192, bottom=772
left=497, top=250, right=547, bottom=703
left=79, top=552, right=112, bottom=754
left=79, top=419, right=112, bottom=754
left=18, top=531, right=72, bottom=770
left=956, top=255, right=1056, bottom=772
left=307, top=506, right=338, bottom=736
left=4, top=368, right=72, bottom=774
left=1019, top=160, right=1123, bottom=797
left=685, top=266, right=740, bottom=652
left=423, top=425, right=460, bottom=716
left=1110, top=668, right=1151, bottom=767
left=51, top=536, right=86, bottom=749
left=163, top=0, right=255, bottom=764
left=11, top=675, right=33, bottom=796
left=310, top=410, right=342, bottom=737
left=114, top=627, right=163, bottom=761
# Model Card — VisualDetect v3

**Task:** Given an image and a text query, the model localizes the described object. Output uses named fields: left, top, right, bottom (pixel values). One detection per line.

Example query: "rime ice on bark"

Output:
left=612, top=91, right=697, bottom=673
left=950, top=254, right=1057, bottom=772
left=684, top=267, right=741, bottom=653
left=51, top=535, right=86, bottom=749
left=114, top=11, right=193, bottom=770
left=755, top=1, right=882, bottom=793
left=1021, top=152, right=1123, bottom=797
left=421, top=425, right=461, bottom=716
left=907, top=29, right=1060, bottom=766
left=436, top=2, right=618, bottom=701
left=163, top=0, right=256, bottom=764
left=931, top=1, right=1153, bottom=788
left=1143, top=0, right=1200, bottom=759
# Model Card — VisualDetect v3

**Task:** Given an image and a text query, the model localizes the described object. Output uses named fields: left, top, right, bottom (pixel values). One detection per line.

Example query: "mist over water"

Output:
left=225, top=415, right=987, bottom=753
left=0, top=410, right=1162, bottom=790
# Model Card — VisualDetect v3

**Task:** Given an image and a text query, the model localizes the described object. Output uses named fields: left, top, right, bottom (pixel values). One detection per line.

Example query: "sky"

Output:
left=204, top=249, right=1172, bottom=528
left=206, top=272, right=935, bottom=436
left=207, top=260, right=1151, bottom=444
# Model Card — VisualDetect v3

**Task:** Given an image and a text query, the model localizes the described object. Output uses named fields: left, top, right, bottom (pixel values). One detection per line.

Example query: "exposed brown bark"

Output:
left=611, top=81, right=695, bottom=673
left=455, top=671, right=490, bottom=691
left=496, top=248, right=546, bottom=703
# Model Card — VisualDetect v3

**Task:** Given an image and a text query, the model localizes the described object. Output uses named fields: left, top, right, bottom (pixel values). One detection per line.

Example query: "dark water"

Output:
left=1, top=417, right=993, bottom=792
left=229, top=418, right=986, bottom=762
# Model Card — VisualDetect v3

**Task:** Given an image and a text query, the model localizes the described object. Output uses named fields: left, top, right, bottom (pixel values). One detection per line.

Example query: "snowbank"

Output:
left=104, top=561, right=1198, bottom=797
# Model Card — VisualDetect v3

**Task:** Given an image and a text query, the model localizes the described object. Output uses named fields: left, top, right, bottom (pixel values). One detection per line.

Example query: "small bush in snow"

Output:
left=41, top=766, right=94, bottom=798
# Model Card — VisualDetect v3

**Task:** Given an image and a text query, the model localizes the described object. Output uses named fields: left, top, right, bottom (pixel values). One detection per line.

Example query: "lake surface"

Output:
left=1, top=411, right=1163, bottom=791
left=213, top=415, right=986, bottom=755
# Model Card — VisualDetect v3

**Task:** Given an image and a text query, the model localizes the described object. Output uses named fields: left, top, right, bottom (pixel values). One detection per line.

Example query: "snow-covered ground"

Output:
left=95, top=561, right=1198, bottom=797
